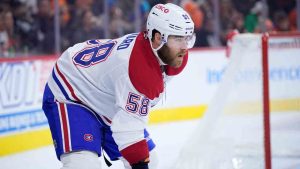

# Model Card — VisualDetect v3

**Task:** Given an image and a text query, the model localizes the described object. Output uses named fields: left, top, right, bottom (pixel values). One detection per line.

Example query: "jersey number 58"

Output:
left=125, top=92, right=150, bottom=116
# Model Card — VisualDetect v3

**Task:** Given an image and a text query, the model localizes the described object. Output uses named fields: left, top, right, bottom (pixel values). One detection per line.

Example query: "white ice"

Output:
left=0, top=120, right=198, bottom=169
left=1, top=118, right=300, bottom=169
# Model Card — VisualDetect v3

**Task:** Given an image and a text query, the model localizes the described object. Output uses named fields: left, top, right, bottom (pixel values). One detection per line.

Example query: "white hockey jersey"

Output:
left=47, top=32, right=188, bottom=152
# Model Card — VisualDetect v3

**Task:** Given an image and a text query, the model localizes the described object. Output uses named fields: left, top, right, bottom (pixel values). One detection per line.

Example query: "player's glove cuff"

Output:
left=120, top=139, right=149, bottom=165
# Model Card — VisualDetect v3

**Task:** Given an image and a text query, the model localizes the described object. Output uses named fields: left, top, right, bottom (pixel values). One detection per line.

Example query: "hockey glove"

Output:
left=131, top=158, right=149, bottom=169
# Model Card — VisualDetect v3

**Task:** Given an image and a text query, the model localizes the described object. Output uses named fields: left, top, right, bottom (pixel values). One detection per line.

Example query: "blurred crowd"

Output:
left=0, top=0, right=297, bottom=57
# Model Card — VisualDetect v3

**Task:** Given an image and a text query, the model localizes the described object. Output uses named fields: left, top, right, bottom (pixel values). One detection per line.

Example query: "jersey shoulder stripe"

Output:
left=52, top=68, right=70, bottom=100
left=52, top=63, right=81, bottom=103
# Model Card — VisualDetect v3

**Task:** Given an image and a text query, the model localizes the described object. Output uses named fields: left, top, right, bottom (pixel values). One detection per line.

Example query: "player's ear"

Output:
left=152, top=32, right=162, bottom=49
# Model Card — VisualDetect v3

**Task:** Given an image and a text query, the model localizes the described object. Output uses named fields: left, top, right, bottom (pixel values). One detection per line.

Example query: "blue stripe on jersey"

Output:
left=52, top=69, right=71, bottom=100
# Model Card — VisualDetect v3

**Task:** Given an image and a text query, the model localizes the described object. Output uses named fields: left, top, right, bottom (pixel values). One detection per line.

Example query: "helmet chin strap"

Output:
left=148, top=38, right=167, bottom=65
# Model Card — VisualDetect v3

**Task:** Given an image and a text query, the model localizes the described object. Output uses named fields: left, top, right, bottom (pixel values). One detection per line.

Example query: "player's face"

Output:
left=157, top=35, right=188, bottom=68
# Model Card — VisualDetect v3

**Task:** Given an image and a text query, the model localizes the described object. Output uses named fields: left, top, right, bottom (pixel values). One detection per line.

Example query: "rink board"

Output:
left=1, top=48, right=300, bottom=156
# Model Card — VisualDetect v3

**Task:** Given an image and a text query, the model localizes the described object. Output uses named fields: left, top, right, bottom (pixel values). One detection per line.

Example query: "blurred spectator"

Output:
left=244, top=2, right=260, bottom=32
left=71, top=10, right=104, bottom=44
left=90, top=0, right=104, bottom=16
left=182, top=1, right=203, bottom=31
left=0, top=12, right=10, bottom=57
left=232, top=12, right=245, bottom=33
left=75, top=0, right=94, bottom=11
left=264, top=18, right=275, bottom=32
left=4, top=11, right=14, bottom=39
left=0, top=2, right=18, bottom=57
left=268, top=0, right=295, bottom=32
left=110, top=6, right=133, bottom=38
left=273, top=10, right=290, bottom=31
left=244, top=1, right=269, bottom=33
left=232, top=0, right=256, bottom=15
left=13, top=1, right=38, bottom=54
left=0, top=0, right=298, bottom=56
left=182, top=0, right=210, bottom=47
left=50, top=0, right=67, bottom=10
left=68, top=0, right=94, bottom=33
left=288, top=8, right=297, bottom=31
left=59, top=5, right=72, bottom=52
left=268, top=0, right=296, bottom=18
left=33, top=0, right=55, bottom=54
left=3, top=11, right=19, bottom=55
left=199, top=0, right=217, bottom=46
left=219, top=0, right=243, bottom=45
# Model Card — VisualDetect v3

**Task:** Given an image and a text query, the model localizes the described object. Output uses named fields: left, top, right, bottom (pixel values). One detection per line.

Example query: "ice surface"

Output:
left=0, top=120, right=198, bottom=169
left=1, top=118, right=300, bottom=169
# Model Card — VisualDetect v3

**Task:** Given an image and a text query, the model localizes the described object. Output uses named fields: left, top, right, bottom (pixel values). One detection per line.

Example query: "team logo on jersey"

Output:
left=84, top=134, right=93, bottom=142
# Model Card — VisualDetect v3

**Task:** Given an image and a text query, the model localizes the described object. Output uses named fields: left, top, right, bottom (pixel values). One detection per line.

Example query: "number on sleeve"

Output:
left=125, top=92, right=141, bottom=113
left=125, top=92, right=150, bottom=116
left=139, top=98, right=150, bottom=116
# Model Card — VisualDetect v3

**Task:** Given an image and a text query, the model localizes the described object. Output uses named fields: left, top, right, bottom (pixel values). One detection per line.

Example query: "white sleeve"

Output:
left=111, top=109, right=145, bottom=150
left=111, top=74, right=150, bottom=150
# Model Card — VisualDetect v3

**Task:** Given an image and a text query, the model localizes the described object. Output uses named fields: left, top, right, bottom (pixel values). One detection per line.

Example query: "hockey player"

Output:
left=42, top=3, right=195, bottom=169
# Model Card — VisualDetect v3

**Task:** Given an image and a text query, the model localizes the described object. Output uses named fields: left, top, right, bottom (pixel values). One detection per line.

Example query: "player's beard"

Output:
left=157, top=44, right=183, bottom=68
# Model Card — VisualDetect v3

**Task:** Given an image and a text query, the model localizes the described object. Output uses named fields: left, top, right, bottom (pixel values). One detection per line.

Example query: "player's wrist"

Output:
left=131, top=159, right=149, bottom=169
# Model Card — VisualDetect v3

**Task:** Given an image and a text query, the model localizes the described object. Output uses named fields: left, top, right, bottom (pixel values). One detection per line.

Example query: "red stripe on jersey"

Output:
left=55, top=63, right=81, bottom=102
left=103, top=116, right=112, bottom=124
left=120, top=139, right=149, bottom=165
left=100, top=114, right=112, bottom=125
left=129, top=33, right=164, bottom=100
left=59, top=103, right=70, bottom=152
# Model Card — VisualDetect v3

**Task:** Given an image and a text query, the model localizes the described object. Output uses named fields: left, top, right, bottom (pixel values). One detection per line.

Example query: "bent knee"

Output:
left=60, top=151, right=101, bottom=169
